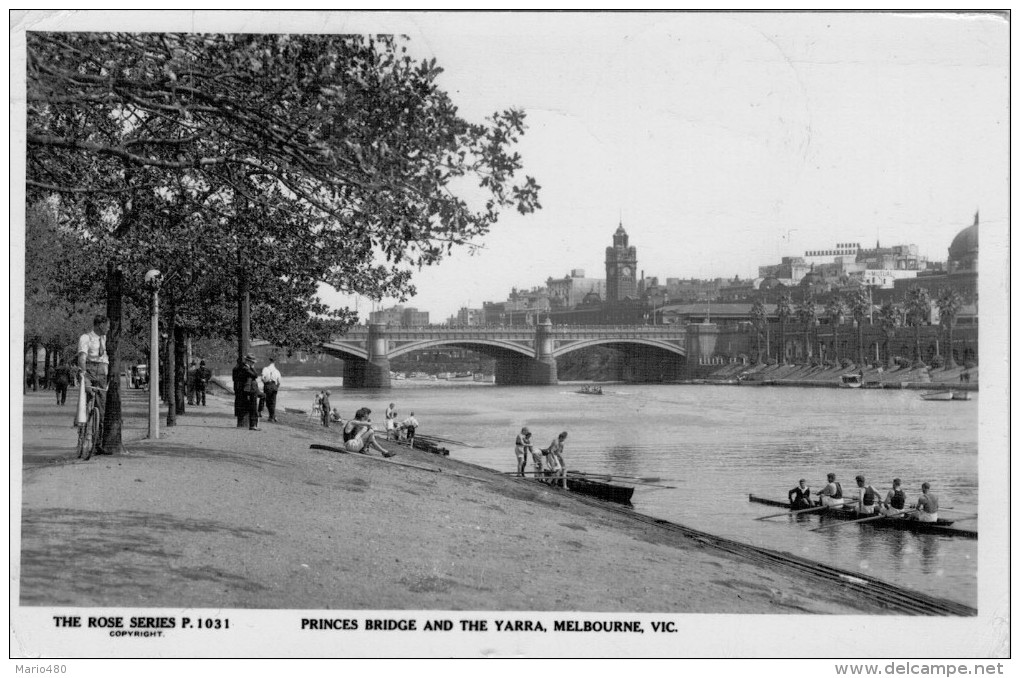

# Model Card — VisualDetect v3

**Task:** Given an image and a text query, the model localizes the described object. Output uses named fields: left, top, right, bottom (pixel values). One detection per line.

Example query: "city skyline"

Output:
left=312, top=12, right=1007, bottom=321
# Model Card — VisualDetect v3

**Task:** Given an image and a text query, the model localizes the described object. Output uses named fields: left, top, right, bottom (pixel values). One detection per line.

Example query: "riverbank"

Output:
left=699, top=362, right=978, bottom=390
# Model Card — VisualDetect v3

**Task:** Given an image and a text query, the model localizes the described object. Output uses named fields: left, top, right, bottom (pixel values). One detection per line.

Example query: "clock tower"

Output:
left=605, top=222, right=638, bottom=303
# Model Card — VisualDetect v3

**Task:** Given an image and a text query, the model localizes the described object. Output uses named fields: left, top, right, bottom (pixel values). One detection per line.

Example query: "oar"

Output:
left=811, top=509, right=918, bottom=532
left=309, top=444, right=491, bottom=483
left=755, top=504, right=830, bottom=521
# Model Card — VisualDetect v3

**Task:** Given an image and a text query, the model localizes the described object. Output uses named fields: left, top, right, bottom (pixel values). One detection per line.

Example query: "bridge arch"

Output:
left=319, top=343, right=369, bottom=361
left=387, top=338, right=535, bottom=361
left=551, top=337, right=686, bottom=359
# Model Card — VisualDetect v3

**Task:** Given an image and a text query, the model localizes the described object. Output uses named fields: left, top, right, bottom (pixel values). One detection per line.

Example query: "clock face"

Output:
left=621, top=266, right=632, bottom=277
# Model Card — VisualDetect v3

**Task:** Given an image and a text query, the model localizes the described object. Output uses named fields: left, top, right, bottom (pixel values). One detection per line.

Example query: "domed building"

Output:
left=893, top=212, right=979, bottom=305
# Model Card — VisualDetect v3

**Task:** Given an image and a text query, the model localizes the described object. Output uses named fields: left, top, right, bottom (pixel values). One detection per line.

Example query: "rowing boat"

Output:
left=748, top=494, right=977, bottom=539
left=408, top=437, right=449, bottom=456
left=534, top=473, right=634, bottom=505
left=920, top=390, right=954, bottom=401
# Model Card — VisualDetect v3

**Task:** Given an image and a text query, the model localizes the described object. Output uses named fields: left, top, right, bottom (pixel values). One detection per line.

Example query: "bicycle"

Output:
left=76, top=382, right=108, bottom=461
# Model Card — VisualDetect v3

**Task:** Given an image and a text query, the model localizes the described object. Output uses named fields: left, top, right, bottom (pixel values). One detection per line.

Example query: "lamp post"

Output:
left=144, top=269, right=161, bottom=440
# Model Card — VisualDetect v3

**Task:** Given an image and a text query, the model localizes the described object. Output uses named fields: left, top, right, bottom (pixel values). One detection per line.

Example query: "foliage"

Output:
left=904, top=286, right=931, bottom=366
left=935, top=287, right=963, bottom=369
left=775, top=292, right=792, bottom=365
left=824, top=294, right=847, bottom=362
left=929, top=354, right=944, bottom=368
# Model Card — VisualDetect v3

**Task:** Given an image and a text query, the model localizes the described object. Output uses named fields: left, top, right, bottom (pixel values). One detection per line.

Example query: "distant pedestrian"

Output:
left=320, top=391, right=332, bottom=427
left=514, top=427, right=533, bottom=477
left=255, top=376, right=267, bottom=419
left=261, top=357, right=282, bottom=422
left=53, top=362, right=72, bottom=406
left=194, top=360, right=211, bottom=406
left=400, top=412, right=419, bottom=445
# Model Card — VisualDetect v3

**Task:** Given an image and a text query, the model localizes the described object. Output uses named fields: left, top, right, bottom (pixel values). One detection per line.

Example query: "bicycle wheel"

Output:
left=78, top=406, right=101, bottom=461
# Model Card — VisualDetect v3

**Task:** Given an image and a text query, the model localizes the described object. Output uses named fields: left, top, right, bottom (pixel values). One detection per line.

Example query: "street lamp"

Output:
left=144, top=269, right=161, bottom=440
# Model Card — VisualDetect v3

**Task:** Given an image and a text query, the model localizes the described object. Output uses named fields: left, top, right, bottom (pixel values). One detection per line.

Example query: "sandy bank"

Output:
left=20, top=388, right=937, bottom=616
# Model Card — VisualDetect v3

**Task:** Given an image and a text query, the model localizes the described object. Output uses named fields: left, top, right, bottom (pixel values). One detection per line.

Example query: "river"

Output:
left=275, top=378, right=978, bottom=608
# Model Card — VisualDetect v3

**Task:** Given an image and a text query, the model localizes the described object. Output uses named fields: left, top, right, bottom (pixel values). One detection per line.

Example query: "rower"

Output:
left=853, top=475, right=882, bottom=516
left=816, top=473, right=845, bottom=508
left=915, top=482, right=939, bottom=523
left=882, top=478, right=907, bottom=516
left=788, top=479, right=812, bottom=509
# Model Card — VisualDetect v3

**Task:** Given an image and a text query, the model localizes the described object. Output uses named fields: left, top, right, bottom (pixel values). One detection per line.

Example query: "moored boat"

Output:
left=534, top=473, right=634, bottom=505
left=951, top=391, right=971, bottom=401
left=921, top=390, right=955, bottom=401
left=748, top=494, right=977, bottom=539
left=839, top=373, right=863, bottom=388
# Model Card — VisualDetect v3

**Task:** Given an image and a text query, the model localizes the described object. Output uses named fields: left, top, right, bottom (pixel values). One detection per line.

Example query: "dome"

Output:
left=948, top=214, right=979, bottom=271
left=949, top=223, right=978, bottom=261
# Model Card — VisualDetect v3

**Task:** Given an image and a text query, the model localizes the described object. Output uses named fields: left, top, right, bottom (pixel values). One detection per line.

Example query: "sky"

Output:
left=14, top=11, right=1009, bottom=322
left=324, top=11, right=1008, bottom=320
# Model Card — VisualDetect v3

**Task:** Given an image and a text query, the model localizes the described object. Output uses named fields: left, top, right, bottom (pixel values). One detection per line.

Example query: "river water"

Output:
left=276, top=378, right=978, bottom=608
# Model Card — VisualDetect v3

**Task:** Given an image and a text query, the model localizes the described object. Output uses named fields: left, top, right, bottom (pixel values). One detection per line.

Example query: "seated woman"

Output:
left=341, top=407, right=395, bottom=458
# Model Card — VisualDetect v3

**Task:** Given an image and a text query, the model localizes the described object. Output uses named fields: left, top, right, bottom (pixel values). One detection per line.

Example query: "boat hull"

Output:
left=921, top=391, right=955, bottom=401
left=748, top=494, right=976, bottom=539
left=535, top=475, right=634, bottom=504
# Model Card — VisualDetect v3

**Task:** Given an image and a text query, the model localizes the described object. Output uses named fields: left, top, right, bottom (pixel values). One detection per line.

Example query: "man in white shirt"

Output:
left=261, top=357, right=282, bottom=422
left=77, top=314, right=110, bottom=453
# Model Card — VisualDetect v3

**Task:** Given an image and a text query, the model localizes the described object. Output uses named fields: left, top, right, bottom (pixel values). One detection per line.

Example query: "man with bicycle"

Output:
left=77, top=314, right=110, bottom=455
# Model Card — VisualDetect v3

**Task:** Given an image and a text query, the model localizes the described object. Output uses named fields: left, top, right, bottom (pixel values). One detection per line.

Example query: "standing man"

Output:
left=514, top=427, right=533, bottom=477
left=231, top=358, right=248, bottom=427
left=384, top=402, right=398, bottom=439
left=194, top=360, right=211, bottom=406
left=261, top=357, right=282, bottom=422
left=320, top=390, right=332, bottom=427
left=77, top=314, right=110, bottom=454
left=242, top=354, right=262, bottom=431
left=915, top=482, right=939, bottom=523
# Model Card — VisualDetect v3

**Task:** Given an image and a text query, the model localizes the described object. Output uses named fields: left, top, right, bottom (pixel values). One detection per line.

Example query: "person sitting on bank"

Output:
left=882, top=478, right=908, bottom=516
left=341, top=407, right=394, bottom=457
left=915, top=482, right=939, bottom=523
left=330, top=407, right=343, bottom=423
left=788, top=479, right=812, bottom=509
left=853, top=475, right=882, bottom=515
left=816, top=473, right=845, bottom=507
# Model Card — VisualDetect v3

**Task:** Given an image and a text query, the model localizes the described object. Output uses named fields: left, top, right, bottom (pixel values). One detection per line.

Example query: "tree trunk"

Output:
left=237, top=258, right=251, bottom=363
left=885, top=334, right=895, bottom=370
left=43, top=347, right=51, bottom=389
left=30, top=339, right=39, bottom=391
left=832, top=325, right=839, bottom=362
left=779, top=321, right=786, bottom=365
left=857, top=323, right=865, bottom=366
left=102, top=263, right=125, bottom=453
left=174, top=325, right=187, bottom=415
left=945, top=324, right=958, bottom=369
left=914, top=324, right=922, bottom=365
left=166, top=303, right=177, bottom=427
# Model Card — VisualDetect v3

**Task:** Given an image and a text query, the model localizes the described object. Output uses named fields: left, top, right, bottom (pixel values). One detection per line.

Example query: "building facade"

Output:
left=605, top=224, right=638, bottom=303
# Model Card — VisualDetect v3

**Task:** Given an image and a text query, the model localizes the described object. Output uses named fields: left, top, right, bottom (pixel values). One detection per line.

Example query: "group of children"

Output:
left=513, top=427, right=569, bottom=483
left=383, top=403, right=419, bottom=444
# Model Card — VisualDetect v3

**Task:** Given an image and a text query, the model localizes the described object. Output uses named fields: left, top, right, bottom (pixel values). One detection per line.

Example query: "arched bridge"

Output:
left=320, top=320, right=690, bottom=388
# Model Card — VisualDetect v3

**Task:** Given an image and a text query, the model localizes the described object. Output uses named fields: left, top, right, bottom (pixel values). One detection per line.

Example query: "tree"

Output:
left=796, top=295, right=818, bottom=362
left=749, top=300, right=767, bottom=363
left=935, top=287, right=964, bottom=369
left=824, top=295, right=847, bottom=363
left=904, top=286, right=932, bottom=367
left=27, top=33, right=541, bottom=446
left=775, top=292, right=793, bottom=365
left=877, top=301, right=899, bottom=369
left=847, top=287, right=871, bottom=366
